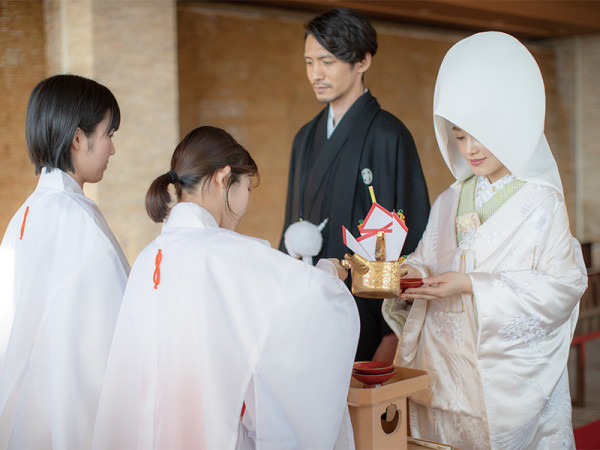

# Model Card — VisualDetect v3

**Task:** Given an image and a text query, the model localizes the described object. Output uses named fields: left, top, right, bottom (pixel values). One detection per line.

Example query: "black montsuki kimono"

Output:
left=280, top=91, right=430, bottom=360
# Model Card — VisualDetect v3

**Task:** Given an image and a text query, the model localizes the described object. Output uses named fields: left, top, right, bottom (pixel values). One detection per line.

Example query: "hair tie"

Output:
left=167, top=170, right=178, bottom=184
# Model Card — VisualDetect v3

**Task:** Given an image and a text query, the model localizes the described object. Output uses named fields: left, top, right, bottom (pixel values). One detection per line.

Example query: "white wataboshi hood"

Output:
left=433, top=31, right=563, bottom=194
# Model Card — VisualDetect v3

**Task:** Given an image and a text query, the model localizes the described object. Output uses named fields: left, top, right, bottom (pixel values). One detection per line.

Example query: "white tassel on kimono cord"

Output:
left=284, top=218, right=328, bottom=265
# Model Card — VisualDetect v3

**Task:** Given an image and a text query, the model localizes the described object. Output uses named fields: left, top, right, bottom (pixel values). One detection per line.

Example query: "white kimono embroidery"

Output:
left=0, top=168, right=129, bottom=448
left=92, top=202, right=359, bottom=449
left=385, top=178, right=586, bottom=449
left=384, top=32, right=587, bottom=449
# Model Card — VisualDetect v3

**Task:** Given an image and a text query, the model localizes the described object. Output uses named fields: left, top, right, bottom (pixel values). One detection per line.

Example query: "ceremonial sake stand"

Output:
left=343, top=197, right=451, bottom=448
left=348, top=366, right=451, bottom=449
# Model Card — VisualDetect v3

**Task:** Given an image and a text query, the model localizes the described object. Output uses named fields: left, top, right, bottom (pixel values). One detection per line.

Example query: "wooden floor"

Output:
left=569, top=337, right=600, bottom=429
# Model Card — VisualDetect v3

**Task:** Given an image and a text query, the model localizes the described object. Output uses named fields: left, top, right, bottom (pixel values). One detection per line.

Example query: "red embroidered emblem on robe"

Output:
left=153, top=249, right=162, bottom=289
left=19, top=206, right=29, bottom=240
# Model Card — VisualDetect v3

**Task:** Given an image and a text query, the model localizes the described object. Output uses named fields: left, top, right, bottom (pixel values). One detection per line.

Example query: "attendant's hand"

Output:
left=327, top=258, right=349, bottom=281
left=400, top=271, right=473, bottom=301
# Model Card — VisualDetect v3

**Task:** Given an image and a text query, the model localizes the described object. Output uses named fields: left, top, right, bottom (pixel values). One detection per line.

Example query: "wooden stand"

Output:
left=347, top=367, right=430, bottom=450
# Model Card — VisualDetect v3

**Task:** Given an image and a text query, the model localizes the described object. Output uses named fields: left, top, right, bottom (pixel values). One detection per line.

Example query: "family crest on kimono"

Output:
left=281, top=7, right=430, bottom=363
left=383, top=32, right=588, bottom=449
left=0, top=74, right=129, bottom=448
left=92, top=126, right=360, bottom=449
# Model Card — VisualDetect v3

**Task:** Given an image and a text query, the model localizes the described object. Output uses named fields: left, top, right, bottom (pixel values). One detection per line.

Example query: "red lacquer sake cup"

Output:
left=400, top=278, right=423, bottom=289
left=353, top=361, right=395, bottom=375
left=351, top=368, right=398, bottom=386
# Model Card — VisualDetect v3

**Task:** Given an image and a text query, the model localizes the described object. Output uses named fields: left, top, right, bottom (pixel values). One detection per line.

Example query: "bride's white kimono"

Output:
left=385, top=181, right=586, bottom=448
left=383, top=32, right=588, bottom=449
left=0, top=168, right=130, bottom=448
left=92, top=202, right=359, bottom=449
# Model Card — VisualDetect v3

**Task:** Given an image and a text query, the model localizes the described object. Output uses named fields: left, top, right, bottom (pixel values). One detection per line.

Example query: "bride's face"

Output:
left=452, top=126, right=510, bottom=183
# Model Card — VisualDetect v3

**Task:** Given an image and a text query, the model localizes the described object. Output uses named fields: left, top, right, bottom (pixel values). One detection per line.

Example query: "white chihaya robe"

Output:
left=0, top=168, right=129, bottom=449
left=92, top=202, right=359, bottom=449
left=384, top=31, right=588, bottom=449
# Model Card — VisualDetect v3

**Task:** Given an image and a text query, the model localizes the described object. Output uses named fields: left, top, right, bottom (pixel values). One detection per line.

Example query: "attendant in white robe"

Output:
left=0, top=75, right=130, bottom=448
left=92, top=126, right=360, bottom=449
left=383, top=32, right=587, bottom=449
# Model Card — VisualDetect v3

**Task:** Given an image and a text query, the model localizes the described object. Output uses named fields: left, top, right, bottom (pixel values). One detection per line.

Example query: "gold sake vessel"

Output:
left=341, top=232, right=407, bottom=299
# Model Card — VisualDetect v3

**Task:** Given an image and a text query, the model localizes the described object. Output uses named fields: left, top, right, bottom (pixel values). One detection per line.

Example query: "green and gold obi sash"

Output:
left=455, top=175, right=526, bottom=245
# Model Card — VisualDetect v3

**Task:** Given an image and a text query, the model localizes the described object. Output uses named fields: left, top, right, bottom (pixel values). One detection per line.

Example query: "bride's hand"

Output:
left=401, top=271, right=473, bottom=301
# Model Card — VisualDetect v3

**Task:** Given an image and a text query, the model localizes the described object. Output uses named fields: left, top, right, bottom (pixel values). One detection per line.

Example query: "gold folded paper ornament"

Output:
left=341, top=232, right=407, bottom=299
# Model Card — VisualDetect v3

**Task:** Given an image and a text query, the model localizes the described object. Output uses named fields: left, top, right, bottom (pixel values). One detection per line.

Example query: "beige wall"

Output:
left=178, top=3, right=460, bottom=245
left=0, top=0, right=45, bottom=234
left=1, top=0, right=179, bottom=263
left=177, top=2, right=578, bottom=247
left=1, top=0, right=599, bottom=262
left=552, top=34, right=600, bottom=262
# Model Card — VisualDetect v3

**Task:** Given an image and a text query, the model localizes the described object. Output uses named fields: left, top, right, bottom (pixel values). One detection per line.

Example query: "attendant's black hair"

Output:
left=304, top=8, right=378, bottom=64
left=146, top=126, right=259, bottom=223
left=26, top=74, right=120, bottom=175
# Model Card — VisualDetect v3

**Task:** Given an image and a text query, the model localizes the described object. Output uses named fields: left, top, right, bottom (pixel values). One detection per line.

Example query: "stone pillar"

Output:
left=44, top=0, right=179, bottom=262
left=577, top=36, right=600, bottom=245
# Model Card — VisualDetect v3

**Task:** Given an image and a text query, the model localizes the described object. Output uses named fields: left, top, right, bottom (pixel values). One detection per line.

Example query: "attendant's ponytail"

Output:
left=146, top=172, right=176, bottom=223
left=145, top=126, right=259, bottom=223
